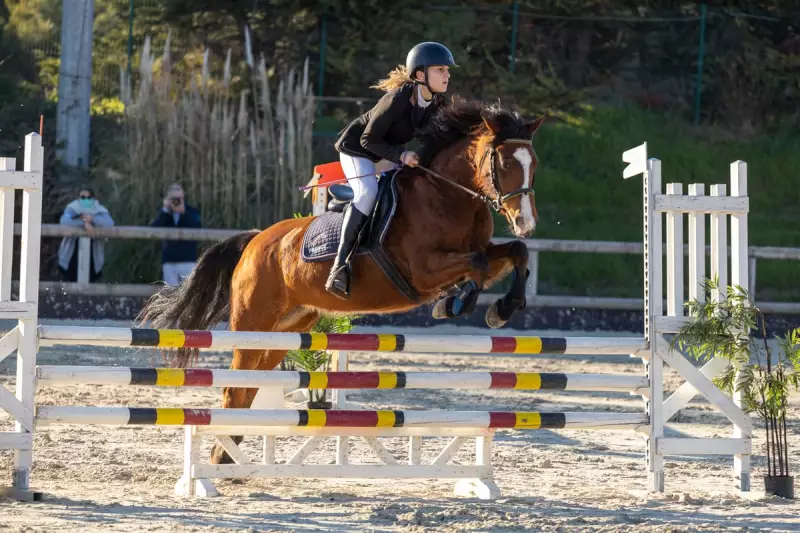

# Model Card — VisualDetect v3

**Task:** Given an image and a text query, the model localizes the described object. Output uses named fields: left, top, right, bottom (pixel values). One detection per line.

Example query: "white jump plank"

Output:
left=193, top=463, right=493, bottom=480
left=655, top=339, right=751, bottom=434
left=654, top=194, right=748, bottom=214
left=0, top=326, right=18, bottom=365
left=432, top=437, right=470, bottom=466
left=0, top=385, right=33, bottom=431
left=654, top=315, right=692, bottom=334
left=710, top=185, right=728, bottom=302
left=214, top=435, right=252, bottom=465
left=658, top=437, right=750, bottom=456
left=665, top=183, right=684, bottom=317
left=287, top=437, right=324, bottom=465
left=0, top=171, right=43, bottom=190
left=662, top=356, right=729, bottom=421
left=0, top=432, right=33, bottom=450
left=360, top=437, right=399, bottom=465
left=196, top=426, right=494, bottom=438
left=688, top=184, right=706, bottom=303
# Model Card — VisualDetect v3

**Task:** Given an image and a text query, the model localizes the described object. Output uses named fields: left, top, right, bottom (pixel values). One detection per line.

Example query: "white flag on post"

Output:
left=622, top=142, right=648, bottom=179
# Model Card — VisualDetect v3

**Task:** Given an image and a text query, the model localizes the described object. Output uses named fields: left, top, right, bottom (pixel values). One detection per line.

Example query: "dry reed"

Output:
left=115, top=32, right=315, bottom=230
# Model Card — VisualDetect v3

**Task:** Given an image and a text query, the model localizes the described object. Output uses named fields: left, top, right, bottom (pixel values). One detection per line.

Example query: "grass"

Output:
left=491, top=104, right=800, bottom=301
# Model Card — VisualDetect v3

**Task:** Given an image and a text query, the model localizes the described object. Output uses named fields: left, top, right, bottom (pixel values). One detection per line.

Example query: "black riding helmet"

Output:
left=405, top=42, right=456, bottom=92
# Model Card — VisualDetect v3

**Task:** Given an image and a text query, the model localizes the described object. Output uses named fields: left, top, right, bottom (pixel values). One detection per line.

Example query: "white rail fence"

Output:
left=26, top=223, right=800, bottom=313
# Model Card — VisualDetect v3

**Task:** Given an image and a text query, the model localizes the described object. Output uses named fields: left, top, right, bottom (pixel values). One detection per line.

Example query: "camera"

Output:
left=171, top=197, right=182, bottom=206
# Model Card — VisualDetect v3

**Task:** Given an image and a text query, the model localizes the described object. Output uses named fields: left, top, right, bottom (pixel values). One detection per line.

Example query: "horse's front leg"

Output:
left=409, top=250, right=490, bottom=319
left=482, top=240, right=530, bottom=328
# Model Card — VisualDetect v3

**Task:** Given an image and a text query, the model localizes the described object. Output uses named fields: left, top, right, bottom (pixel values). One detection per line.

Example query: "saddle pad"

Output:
left=301, top=172, right=399, bottom=263
left=301, top=210, right=372, bottom=262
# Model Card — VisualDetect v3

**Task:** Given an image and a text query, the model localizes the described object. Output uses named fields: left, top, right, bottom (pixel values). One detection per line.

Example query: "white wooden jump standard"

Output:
left=0, top=136, right=754, bottom=501
left=623, top=142, right=752, bottom=492
left=0, top=134, right=43, bottom=501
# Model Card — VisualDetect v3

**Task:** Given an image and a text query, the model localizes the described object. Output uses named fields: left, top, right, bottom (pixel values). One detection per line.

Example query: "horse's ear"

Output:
left=481, top=111, right=502, bottom=135
left=526, top=117, right=546, bottom=136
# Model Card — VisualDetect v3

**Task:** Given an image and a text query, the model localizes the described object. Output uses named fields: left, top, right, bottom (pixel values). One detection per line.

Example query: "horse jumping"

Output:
left=136, top=97, right=544, bottom=464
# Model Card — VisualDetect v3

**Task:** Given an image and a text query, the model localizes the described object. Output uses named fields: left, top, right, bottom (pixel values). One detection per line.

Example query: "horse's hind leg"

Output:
left=210, top=305, right=321, bottom=465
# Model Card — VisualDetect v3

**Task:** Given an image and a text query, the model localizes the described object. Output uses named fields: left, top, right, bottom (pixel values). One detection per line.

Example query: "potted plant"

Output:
left=282, top=313, right=356, bottom=409
left=670, top=278, right=799, bottom=499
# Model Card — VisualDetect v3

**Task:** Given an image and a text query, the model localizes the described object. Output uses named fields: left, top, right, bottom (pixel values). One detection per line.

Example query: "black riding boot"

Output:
left=325, top=205, right=368, bottom=299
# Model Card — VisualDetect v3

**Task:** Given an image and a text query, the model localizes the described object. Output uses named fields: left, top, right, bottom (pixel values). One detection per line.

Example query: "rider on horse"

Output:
left=326, top=41, right=456, bottom=299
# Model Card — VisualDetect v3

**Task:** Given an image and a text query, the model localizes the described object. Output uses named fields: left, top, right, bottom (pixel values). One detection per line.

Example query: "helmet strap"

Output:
left=413, top=67, right=437, bottom=96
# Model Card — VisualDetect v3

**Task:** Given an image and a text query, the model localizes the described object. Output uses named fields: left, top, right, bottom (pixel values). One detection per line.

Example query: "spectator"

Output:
left=150, top=183, right=202, bottom=285
left=57, top=187, right=114, bottom=282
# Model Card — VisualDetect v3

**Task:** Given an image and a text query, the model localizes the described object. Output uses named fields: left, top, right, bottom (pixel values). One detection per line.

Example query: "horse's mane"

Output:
left=417, top=96, right=529, bottom=165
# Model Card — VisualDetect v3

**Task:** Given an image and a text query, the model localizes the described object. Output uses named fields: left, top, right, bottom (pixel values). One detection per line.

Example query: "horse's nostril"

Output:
left=515, top=216, right=526, bottom=227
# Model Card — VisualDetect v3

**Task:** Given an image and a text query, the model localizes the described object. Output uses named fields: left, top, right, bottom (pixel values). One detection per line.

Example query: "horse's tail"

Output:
left=136, top=230, right=261, bottom=368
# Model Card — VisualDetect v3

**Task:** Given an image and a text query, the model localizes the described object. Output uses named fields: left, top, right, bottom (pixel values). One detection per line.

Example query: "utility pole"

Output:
left=56, top=0, right=94, bottom=181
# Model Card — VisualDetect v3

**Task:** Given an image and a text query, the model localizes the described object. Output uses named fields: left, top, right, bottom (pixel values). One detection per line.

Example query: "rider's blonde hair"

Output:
left=371, top=65, right=414, bottom=92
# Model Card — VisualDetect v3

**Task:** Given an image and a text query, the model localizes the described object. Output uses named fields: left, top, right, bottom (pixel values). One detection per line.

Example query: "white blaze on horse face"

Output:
left=512, top=147, right=536, bottom=234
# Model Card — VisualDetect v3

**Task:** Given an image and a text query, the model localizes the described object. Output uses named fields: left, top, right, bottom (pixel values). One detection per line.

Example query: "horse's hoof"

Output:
left=432, top=295, right=466, bottom=319
left=432, top=284, right=478, bottom=320
left=210, top=443, right=235, bottom=465
left=432, top=297, right=451, bottom=319
left=485, top=301, right=507, bottom=329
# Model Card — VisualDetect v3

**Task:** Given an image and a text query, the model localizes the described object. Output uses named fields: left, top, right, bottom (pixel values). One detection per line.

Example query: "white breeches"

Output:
left=339, top=153, right=393, bottom=216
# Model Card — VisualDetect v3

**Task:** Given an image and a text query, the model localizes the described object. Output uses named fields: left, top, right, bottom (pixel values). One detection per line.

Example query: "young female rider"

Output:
left=327, top=41, right=456, bottom=299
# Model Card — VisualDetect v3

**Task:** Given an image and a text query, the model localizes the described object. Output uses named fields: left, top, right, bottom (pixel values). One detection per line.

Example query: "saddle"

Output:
left=301, top=170, right=419, bottom=301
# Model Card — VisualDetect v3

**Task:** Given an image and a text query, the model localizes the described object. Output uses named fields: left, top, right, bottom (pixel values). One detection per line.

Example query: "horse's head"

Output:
left=475, top=113, right=545, bottom=238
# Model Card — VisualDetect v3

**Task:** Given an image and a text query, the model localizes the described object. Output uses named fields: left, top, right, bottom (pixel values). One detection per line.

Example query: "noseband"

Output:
left=478, top=138, right=536, bottom=213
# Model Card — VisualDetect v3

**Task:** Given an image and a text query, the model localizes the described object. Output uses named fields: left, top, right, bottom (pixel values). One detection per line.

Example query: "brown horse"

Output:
left=137, top=97, right=544, bottom=463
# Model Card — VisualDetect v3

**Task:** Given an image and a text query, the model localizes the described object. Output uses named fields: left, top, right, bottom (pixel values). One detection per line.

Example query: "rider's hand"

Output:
left=400, top=151, right=419, bottom=167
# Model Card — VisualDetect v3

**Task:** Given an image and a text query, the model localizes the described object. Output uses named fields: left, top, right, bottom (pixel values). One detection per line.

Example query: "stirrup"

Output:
left=325, top=265, right=351, bottom=299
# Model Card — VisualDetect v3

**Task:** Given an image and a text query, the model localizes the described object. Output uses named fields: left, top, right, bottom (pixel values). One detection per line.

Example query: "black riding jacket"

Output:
left=334, top=83, right=446, bottom=163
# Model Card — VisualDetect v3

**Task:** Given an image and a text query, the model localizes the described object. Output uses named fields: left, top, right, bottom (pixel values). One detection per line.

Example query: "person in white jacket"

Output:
left=58, top=187, right=115, bottom=282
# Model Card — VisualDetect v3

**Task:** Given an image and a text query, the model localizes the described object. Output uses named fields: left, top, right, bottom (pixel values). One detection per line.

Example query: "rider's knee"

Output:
left=353, top=186, right=378, bottom=215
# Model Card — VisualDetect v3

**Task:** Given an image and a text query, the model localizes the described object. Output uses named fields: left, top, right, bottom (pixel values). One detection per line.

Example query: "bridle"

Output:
left=478, top=138, right=536, bottom=213
left=418, top=138, right=536, bottom=214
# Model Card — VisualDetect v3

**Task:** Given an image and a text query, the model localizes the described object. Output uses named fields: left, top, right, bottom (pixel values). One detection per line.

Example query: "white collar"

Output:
left=416, top=84, right=433, bottom=108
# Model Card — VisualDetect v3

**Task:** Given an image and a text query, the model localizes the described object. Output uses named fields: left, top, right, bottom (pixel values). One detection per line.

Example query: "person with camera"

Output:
left=150, top=183, right=202, bottom=286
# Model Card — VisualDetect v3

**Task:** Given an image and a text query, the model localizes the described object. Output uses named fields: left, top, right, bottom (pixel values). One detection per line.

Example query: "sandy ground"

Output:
left=1, top=322, right=799, bottom=532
